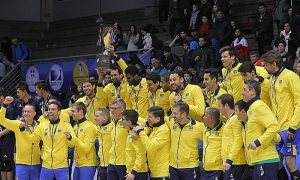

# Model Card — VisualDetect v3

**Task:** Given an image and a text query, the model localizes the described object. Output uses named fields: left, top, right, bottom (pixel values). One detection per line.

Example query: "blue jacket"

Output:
left=12, top=43, right=29, bottom=64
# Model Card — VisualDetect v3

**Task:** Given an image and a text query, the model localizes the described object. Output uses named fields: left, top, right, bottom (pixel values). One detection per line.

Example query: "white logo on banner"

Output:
left=49, top=64, right=63, bottom=91
left=25, top=66, right=40, bottom=92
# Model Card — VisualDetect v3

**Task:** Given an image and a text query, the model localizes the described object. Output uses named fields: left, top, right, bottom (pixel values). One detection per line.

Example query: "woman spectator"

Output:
left=199, top=15, right=210, bottom=36
left=189, top=4, right=201, bottom=30
left=232, top=28, right=249, bottom=62
left=126, top=25, right=140, bottom=51
left=279, top=22, right=291, bottom=52
left=140, top=27, right=152, bottom=49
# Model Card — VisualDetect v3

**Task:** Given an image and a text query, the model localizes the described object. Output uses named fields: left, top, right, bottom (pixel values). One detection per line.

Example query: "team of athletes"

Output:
left=0, top=44, right=299, bottom=180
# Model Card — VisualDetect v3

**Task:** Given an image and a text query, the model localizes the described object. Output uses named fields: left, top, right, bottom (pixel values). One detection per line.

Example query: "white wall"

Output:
left=0, top=0, right=40, bottom=21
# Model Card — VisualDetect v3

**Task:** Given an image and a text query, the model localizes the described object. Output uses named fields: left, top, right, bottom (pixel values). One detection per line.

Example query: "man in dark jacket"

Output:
left=255, top=3, right=274, bottom=56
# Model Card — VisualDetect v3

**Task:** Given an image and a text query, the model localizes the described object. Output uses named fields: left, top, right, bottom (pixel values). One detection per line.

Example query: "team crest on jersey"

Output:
left=80, top=129, right=83, bottom=132
left=279, top=80, right=283, bottom=85
left=103, top=126, right=107, bottom=131
left=215, top=132, right=219, bottom=136
left=233, top=70, right=238, bottom=75
left=185, top=93, right=190, bottom=98
left=44, top=132, right=48, bottom=136
left=248, top=110, right=253, bottom=117
left=58, top=129, right=62, bottom=133
left=173, top=124, right=177, bottom=130
left=188, top=125, right=193, bottom=131
left=160, top=93, right=164, bottom=98
left=111, top=92, right=115, bottom=97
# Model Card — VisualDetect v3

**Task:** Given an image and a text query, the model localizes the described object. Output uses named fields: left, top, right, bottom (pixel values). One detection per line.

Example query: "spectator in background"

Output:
left=102, top=71, right=112, bottom=87
left=183, top=70, right=193, bottom=85
left=250, top=51, right=264, bottom=67
left=280, top=22, right=291, bottom=52
left=161, top=46, right=181, bottom=71
left=199, top=15, right=210, bottom=36
left=126, top=25, right=140, bottom=51
left=1, top=37, right=12, bottom=61
left=198, top=0, right=213, bottom=19
left=213, top=0, right=231, bottom=17
left=0, top=52, right=13, bottom=80
left=182, top=41, right=194, bottom=69
left=140, top=27, right=152, bottom=49
left=189, top=4, right=201, bottom=30
left=274, top=0, right=289, bottom=32
left=277, top=40, right=293, bottom=70
left=295, top=60, right=300, bottom=76
left=282, top=7, right=297, bottom=30
left=212, top=10, right=232, bottom=47
left=211, top=4, right=219, bottom=23
left=208, top=29, right=222, bottom=68
left=159, top=0, right=169, bottom=23
left=34, top=80, right=57, bottom=115
left=11, top=38, right=29, bottom=64
left=169, top=0, right=180, bottom=39
left=232, top=28, right=249, bottom=62
left=191, top=36, right=216, bottom=76
left=112, top=25, right=125, bottom=51
left=150, top=54, right=169, bottom=76
left=255, top=3, right=274, bottom=56
left=294, top=49, right=300, bottom=76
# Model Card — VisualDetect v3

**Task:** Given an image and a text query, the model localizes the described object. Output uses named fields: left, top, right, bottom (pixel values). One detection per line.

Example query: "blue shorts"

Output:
left=73, top=166, right=96, bottom=180
left=253, top=162, right=279, bottom=180
left=277, top=130, right=300, bottom=156
left=16, top=164, right=41, bottom=180
left=40, top=167, right=69, bottom=180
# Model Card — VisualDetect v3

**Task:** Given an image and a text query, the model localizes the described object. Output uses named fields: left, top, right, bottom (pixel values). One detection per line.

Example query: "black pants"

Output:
left=257, top=38, right=272, bottom=56
left=159, top=0, right=169, bottom=23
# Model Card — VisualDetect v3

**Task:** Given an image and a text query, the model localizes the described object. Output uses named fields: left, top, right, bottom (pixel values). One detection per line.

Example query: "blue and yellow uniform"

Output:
left=169, top=84, right=205, bottom=122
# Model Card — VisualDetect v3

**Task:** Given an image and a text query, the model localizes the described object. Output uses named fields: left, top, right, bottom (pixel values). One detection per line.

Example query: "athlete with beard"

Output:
left=63, top=79, right=106, bottom=124
left=96, top=67, right=132, bottom=109
left=106, top=45, right=150, bottom=119
left=169, top=71, right=205, bottom=122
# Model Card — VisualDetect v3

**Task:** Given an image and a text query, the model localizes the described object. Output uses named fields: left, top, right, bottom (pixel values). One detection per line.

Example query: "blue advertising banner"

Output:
left=21, top=52, right=151, bottom=94
left=21, top=58, right=97, bottom=94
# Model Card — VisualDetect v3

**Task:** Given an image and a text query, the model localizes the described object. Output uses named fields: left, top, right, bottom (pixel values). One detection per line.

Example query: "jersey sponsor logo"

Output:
left=233, top=70, right=238, bottom=75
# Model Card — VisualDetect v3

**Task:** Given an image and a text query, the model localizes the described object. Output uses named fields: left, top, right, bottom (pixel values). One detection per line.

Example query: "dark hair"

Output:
left=245, top=80, right=261, bottom=96
left=219, top=46, right=237, bottom=58
left=162, top=46, right=171, bottom=52
left=35, top=80, right=49, bottom=91
left=130, top=24, right=137, bottom=35
left=250, top=51, right=259, bottom=57
left=72, top=102, right=87, bottom=115
left=238, top=61, right=257, bottom=74
left=173, top=102, right=190, bottom=116
left=16, top=81, right=29, bottom=93
left=261, top=50, right=282, bottom=68
left=82, top=79, right=95, bottom=86
left=258, top=3, right=267, bottom=8
left=122, top=110, right=139, bottom=125
left=205, top=107, right=220, bottom=121
left=235, top=100, right=248, bottom=111
left=111, top=66, right=123, bottom=75
left=170, top=71, right=184, bottom=78
left=0, top=87, right=7, bottom=97
left=161, top=73, right=170, bottom=82
left=111, top=98, right=126, bottom=109
left=204, top=68, right=219, bottom=81
left=146, top=72, right=161, bottom=84
left=217, top=94, right=235, bottom=109
left=147, top=106, right=164, bottom=121
left=125, top=65, right=139, bottom=76
left=277, top=39, right=287, bottom=47
left=48, top=100, right=62, bottom=111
